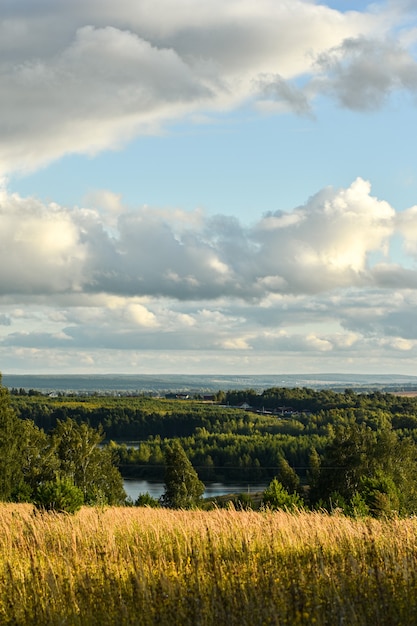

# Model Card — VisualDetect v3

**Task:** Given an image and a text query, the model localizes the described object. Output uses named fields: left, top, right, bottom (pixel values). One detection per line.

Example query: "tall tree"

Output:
left=161, top=441, right=205, bottom=509
left=306, top=447, right=321, bottom=504
left=52, top=419, right=126, bottom=505
left=275, top=456, right=300, bottom=494
left=19, top=420, right=59, bottom=500
left=262, top=478, right=304, bottom=511
left=311, top=422, right=376, bottom=505
left=0, top=376, right=25, bottom=500
left=310, top=421, right=417, bottom=516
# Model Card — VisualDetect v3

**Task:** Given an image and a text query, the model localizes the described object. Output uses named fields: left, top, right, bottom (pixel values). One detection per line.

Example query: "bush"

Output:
left=135, top=492, right=160, bottom=508
left=262, top=478, right=304, bottom=511
left=231, top=492, right=254, bottom=510
left=34, top=477, right=84, bottom=514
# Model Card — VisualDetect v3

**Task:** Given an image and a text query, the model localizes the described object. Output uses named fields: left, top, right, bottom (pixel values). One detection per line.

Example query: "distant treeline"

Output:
left=10, top=387, right=417, bottom=486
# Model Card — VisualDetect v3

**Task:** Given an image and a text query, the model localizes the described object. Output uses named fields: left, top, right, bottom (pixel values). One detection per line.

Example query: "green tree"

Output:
left=52, top=419, right=126, bottom=505
left=275, top=456, right=300, bottom=494
left=214, top=390, right=226, bottom=404
left=312, top=422, right=417, bottom=516
left=359, top=472, right=400, bottom=518
left=312, top=422, right=376, bottom=505
left=34, top=476, right=84, bottom=514
left=262, top=478, right=304, bottom=511
left=161, top=442, right=205, bottom=509
left=18, top=420, right=60, bottom=501
left=372, top=430, right=417, bottom=515
left=0, top=377, right=25, bottom=501
left=135, top=492, right=160, bottom=508
left=306, top=447, right=321, bottom=504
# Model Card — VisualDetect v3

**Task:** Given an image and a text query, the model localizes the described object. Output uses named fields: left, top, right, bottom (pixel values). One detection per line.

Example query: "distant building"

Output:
left=165, top=393, right=190, bottom=400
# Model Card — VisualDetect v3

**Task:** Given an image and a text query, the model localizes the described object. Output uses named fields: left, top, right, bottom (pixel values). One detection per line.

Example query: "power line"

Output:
left=119, top=463, right=348, bottom=471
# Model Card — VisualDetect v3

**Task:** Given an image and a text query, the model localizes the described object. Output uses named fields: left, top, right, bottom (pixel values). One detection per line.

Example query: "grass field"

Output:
left=1, top=504, right=417, bottom=625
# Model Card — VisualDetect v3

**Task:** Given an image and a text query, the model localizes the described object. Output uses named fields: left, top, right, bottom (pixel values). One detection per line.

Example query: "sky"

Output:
left=2, top=1, right=417, bottom=376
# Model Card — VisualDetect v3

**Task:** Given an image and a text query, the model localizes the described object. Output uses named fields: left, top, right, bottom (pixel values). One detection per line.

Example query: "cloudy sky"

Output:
left=2, top=0, right=417, bottom=375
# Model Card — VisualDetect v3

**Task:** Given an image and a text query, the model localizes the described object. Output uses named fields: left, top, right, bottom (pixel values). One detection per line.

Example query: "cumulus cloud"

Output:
left=0, top=24, right=210, bottom=173
left=2, top=286, right=417, bottom=374
left=1, top=176, right=417, bottom=371
left=0, top=0, right=400, bottom=173
left=395, top=205, right=417, bottom=257
left=0, top=178, right=410, bottom=300
left=253, top=177, right=395, bottom=293
left=1, top=0, right=417, bottom=379
left=0, top=188, right=86, bottom=294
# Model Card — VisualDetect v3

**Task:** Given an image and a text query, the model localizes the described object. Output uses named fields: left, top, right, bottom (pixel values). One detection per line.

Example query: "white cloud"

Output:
left=2, top=63, right=417, bottom=380
left=305, top=334, right=333, bottom=352
left=0, top=0, right=400, bottom=174
left=395, top=205, right=417, bottom=256
left=125, top=303, right=158, bottom=328
left=0, top=173, right=417, bottom=371
left=0, top=177, right=412, bottom=302
left=386, top=337, right=416, bottom=350
left=0, top=24, right=209, bottom=173
left=254, top=177, right=395, bottom=293
left=83, top=189, right=125, bottom=232
left=0, top=191, right=86, bottom=294
left=221, top=337, right=251, bottom=350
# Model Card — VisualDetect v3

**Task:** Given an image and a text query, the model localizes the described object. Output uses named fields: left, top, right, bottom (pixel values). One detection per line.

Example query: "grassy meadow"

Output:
left=1, top=505, right=417, bottom=625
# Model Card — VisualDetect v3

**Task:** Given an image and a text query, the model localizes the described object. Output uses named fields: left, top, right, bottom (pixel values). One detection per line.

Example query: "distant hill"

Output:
left=3, top=373, right=417, bottom=395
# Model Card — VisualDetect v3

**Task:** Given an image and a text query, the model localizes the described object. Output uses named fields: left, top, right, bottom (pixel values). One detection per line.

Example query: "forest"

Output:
left=7, top=384, right=417, bottom=517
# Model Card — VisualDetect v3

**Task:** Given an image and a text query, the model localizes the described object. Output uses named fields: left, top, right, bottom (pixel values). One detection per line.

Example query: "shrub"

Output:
left=262, top=478, right=304, bottom=511
left=135, top=492, right=160, bottom=508
left=34, top=477, right=84, bottom=514
left=231, top=492, right=254, bottom=510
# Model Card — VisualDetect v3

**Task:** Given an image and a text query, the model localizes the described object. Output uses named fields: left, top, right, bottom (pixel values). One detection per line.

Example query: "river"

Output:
left=124, top=479, right=268, bottom=502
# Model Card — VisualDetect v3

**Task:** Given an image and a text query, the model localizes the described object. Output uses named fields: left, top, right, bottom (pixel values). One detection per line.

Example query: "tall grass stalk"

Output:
left=0, top=504, right=416, bottom=624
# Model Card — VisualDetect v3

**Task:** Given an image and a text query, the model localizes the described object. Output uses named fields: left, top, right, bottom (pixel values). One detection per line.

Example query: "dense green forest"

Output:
left=6, top=384, right=417, bottom=516
left=0, top=382, right=126, bottom=511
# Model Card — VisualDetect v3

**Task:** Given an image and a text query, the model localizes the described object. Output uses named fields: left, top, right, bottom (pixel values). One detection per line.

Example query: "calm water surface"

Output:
left=124, top=479, right=268, bottom=502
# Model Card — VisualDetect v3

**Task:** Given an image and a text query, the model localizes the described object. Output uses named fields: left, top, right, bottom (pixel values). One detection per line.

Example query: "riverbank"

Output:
left=123, top=479, right=268, bottom=502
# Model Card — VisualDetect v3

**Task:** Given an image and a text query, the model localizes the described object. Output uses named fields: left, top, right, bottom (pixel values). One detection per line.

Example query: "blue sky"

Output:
left=2, top=0, right=417, bottom=375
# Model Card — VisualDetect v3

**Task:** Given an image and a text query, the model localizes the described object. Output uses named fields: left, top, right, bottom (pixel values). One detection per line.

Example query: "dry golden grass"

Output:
left=0, top=504, right=417, bottom=624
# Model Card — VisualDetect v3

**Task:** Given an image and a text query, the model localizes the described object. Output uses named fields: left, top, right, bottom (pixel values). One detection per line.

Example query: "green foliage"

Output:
left=275, top=456, right=300, bottom=494
left=19, top=420, right=60, bottom=500
left=9, top=383, right=417, bottom=516
left=348, top=492, right=371, bottom=518
left=262, top=478, right=304, bottom=511
left=309, top=422, right=417, bottom=517
left=161, top=442, right=205, bottom=509
left=0, top=376, right=126, bottom=507
left=306, top=447, right=321, bottom=498
left=34, top=477, right=84, bottom=514
left=0, top=378, right=25, bottom=501
left=135, top=492, right=160, bottom=507
left=225, top=492, right=254, bottom=510
left=360, top=473, right=400, bottom=518
left=311, top=422, right=376, bottom=504
left=52, top=419, right=126, bottom=505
